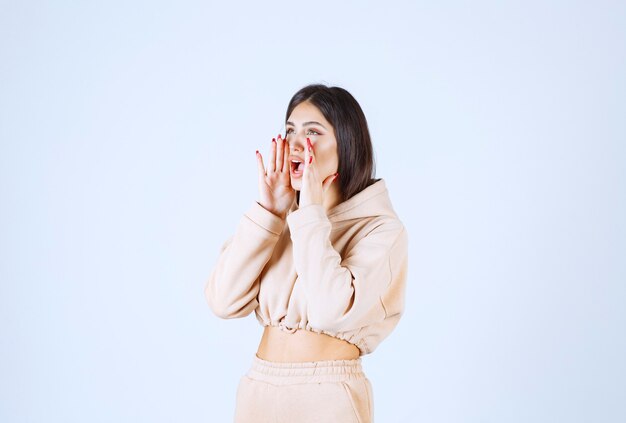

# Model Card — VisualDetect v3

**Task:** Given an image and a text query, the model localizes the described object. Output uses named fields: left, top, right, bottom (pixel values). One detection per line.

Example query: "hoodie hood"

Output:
left=289, top=178, right=398, bottom=222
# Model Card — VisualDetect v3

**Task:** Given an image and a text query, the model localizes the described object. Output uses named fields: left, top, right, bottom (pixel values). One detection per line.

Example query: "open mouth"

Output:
left=290, top=160, right=303, bottom=173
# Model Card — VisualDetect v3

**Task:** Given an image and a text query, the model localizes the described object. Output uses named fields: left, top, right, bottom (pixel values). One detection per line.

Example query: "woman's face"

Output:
left=285, top=101, right=339, bottom=190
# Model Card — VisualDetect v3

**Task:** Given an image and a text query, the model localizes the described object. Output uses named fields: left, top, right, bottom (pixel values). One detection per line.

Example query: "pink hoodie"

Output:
left=205, top=178, right=408, bottom=356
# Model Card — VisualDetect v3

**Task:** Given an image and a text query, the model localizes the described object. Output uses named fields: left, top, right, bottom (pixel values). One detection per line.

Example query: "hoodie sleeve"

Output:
left=286, top=203, right=407, bottom=333
left=204, top=201, right=285, bottom=319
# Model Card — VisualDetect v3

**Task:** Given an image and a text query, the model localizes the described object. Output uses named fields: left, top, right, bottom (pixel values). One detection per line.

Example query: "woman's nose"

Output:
left=288, top=136, right=305, bottom=151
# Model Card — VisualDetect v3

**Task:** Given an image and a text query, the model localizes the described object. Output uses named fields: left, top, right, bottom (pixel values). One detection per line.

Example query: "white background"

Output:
left=1, top=1, right=624, bottom=422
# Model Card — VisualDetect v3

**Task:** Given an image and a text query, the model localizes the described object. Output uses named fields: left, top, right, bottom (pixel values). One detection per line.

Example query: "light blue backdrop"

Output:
left=1, top=1, right=624, bottom=422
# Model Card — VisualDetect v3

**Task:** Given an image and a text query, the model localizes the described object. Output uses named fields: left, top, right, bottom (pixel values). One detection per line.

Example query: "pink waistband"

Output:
left=246, top=353, right=366, bottom=385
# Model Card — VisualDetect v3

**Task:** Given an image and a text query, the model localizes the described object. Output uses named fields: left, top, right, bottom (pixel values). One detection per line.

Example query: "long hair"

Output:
left=284, top=83, right=378, bottom=203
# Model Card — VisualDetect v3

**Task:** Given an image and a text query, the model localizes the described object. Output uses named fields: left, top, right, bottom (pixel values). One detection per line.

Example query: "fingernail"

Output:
left=272, top=138, right=276, bottom=143
left=309, top=156, right=312, bottom=164
left=278, top=134, right=282, bottom=139
left=256, top=150, right=259, bottom=155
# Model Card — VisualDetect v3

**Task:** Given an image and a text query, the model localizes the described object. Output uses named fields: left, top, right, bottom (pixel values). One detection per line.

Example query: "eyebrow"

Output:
left=286, top=121, right=328, bottom=130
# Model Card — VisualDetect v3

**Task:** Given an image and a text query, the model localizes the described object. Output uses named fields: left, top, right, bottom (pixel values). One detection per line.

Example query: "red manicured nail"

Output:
left=272, top=138, right=276, bottom=143
left=256, top=150, right=259, bottom=155
left=309, top=156, right=312, bottom=164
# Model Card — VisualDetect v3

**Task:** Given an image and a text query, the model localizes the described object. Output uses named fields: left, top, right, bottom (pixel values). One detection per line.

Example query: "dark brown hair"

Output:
left=284, top=83, right=379, bottom=204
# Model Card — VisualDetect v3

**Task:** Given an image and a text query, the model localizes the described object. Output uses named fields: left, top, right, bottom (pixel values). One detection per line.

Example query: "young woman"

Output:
left=205, top=83, right=408, bottom=423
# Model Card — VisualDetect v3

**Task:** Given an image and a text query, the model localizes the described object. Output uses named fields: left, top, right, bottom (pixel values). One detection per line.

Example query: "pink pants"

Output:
left=233, top=353, right=374, bottom=423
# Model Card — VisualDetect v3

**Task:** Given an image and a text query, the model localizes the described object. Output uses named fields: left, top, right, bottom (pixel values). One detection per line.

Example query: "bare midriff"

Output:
left=256, top=325, right=361, bottom=362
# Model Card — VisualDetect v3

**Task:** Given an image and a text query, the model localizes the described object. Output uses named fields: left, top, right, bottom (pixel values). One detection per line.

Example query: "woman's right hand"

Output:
left=256, top=134, right=295, bottom=219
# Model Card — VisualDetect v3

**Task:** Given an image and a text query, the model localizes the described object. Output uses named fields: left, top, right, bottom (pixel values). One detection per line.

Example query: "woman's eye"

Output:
left=285, top=128, right=320, bottom=135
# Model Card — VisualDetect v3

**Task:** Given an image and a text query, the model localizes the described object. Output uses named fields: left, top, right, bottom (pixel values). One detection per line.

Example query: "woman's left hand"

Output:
left=299, top=137, right=338, bottom=208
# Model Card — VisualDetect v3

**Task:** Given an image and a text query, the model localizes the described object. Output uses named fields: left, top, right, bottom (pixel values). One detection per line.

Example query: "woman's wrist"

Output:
left=257, top=200, right=286, bottom=220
